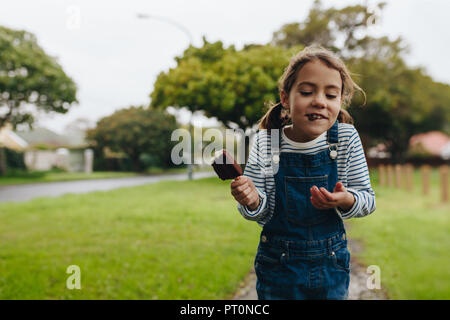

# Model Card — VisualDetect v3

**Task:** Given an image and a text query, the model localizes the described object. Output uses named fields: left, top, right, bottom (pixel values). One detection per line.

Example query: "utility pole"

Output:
left=137, top=13, right=194, bottom=180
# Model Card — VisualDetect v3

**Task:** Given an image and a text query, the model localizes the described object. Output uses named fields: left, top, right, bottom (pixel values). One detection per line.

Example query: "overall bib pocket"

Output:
left=285, top=175, right=330, bottom=226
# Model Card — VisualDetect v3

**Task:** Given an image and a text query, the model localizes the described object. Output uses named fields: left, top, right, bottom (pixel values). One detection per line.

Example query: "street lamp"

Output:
left=137, top=13, right=194, bottom=180
left=136, top=13, right=193, bottom=44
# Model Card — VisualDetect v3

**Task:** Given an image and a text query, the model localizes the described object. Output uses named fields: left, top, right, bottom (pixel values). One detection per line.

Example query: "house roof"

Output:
left=409, top=131, right=450, bottom=156
left=0, top=124, right=29, bottom=150
left=14, top=127, right=87, bottom=148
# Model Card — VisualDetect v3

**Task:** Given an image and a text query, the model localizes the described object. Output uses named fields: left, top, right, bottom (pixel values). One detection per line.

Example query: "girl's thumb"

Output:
left=334, top=182, right=345, bottom=192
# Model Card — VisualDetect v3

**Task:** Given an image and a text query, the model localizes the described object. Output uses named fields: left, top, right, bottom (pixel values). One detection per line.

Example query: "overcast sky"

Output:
left=1, top=0, right=449, bottom=133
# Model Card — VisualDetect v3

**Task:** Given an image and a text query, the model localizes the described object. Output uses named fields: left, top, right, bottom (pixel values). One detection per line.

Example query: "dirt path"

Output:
left=231, top=237, right=388, bottom=300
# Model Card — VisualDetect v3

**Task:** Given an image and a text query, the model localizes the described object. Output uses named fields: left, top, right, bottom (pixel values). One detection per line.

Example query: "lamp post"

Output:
left=137, top=13, right=194, bottom=180
left=136, top=13, right=193, bottom=44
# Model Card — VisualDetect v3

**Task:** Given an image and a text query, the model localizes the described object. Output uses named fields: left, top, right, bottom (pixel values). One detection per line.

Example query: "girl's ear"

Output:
left=280, top=90, right=289, bottom=109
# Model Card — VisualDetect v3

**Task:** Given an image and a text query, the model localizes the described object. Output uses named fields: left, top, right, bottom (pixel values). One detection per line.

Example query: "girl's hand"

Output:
left=310, top=182, right=355, bottom=212
left=230, top=176, right=260, bottom=210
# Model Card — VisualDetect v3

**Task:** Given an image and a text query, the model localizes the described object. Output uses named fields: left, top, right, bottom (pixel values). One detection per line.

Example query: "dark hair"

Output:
left=259, top=46, right=364, bottom=130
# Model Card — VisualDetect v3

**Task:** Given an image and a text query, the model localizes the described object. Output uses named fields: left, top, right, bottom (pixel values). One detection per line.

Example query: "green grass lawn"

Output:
left=347, top=166, right=450, bottom=299
left=0, top=177, right=260, bottom=299
left=0, top=166, right=448, bottom=300
left=0, top=170, right=139, bottom=186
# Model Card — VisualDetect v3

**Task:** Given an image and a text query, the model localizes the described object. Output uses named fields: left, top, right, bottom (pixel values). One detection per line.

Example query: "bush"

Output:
left=139, top=153, right=162, bottom=168
left=86, top=106, right=178, bottom=172
left=4, top=148, right=26, bottom=170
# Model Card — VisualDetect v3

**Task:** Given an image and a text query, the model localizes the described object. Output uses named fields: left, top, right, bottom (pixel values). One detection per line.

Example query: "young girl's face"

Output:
left=281, top=59, right=342, bottom=142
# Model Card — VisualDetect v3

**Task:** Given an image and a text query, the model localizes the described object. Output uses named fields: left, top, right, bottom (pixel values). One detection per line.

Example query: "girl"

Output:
left=230, top=46, right=376, bottom=300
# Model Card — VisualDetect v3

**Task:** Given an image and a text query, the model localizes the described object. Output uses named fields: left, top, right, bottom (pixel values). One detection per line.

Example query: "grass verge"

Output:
left=347, top=167, right=449, bottom=299
left=0, top=177, right=260, bottom=299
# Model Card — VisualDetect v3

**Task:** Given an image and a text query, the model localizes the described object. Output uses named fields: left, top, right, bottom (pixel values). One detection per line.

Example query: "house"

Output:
left=0, top=123, right=29, bottom=151
left=0, top=123, right=93, bottom=172
left=367, top=143, right=390, bottom=159
left=409, top=131, right=450, bottom=160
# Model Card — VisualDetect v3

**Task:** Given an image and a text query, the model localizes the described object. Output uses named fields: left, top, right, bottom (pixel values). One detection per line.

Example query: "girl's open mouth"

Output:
left=306, top=113, right=327, bottom=121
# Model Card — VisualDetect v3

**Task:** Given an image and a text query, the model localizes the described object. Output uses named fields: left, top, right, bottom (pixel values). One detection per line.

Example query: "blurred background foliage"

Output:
left=151, top=0, right=450, bottom=163
left=0, top=25, right=78, bottom=174
left=1, top=0, right=449, bottom=173
left=85, top=106, right=178, bottom=172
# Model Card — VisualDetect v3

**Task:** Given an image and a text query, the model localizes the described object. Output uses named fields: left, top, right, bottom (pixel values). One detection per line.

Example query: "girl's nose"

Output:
left=312, top=95, right=327, bottom=108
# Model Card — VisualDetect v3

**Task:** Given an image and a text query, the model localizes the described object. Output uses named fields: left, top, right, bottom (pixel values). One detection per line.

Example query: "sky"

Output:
left=1, top=0, right=449, bottom=134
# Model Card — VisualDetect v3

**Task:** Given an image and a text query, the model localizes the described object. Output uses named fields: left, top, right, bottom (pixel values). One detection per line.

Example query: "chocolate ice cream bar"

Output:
left=211, top=149, right=243, bottom=180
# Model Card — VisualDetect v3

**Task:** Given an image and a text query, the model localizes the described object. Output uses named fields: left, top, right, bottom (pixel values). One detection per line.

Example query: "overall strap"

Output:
left=327, top=120, right=339, bottom=159
left=256, top=128, right=281, bottom=204
left=269, top=129, right=281, bottom=175
left=327, top=120, right=339, bottom=144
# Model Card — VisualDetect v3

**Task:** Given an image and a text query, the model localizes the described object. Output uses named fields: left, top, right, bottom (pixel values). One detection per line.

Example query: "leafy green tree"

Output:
left=272, top=1, right=450, bottom=161
left=150, top=1, right=450, bottom=163
left=0, top=25, right=77, bottom=174
left=151, top=40, right=301, bottom=162
left=151, top=39, right=300, bottom=129
left=347, top=48, right=450, bottom=161
left=86, top=106, right=178, bottom=172
left=0, top=26, right=78, bottom=129
left=272, top=0, right=386, bottom=57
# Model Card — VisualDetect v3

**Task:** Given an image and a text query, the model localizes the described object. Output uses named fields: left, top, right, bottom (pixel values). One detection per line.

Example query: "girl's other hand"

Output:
left=310, top=182, right=355, bottom=212
left=230, top=176, right=260, bottom=210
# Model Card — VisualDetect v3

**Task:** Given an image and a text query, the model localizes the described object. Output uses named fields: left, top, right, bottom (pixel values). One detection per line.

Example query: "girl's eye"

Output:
left=300, top=91, right=312, bottom=96
left=326, top=94, right=337, bottom=99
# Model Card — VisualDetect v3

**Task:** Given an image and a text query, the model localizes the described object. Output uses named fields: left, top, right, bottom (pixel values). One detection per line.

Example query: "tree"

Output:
left=151, top=39, right=301, bottom=129
left=150, top=40, right=301, bottom=162
left=64, top=117, right=95, bottom=134
left=271, top=1, right=450, bottom=161
left=272, top=0, right=386, bottom=58
left=86, top=106, right=178, bottom=172
left=346, top=46, right=450, bottom=161
left=0, top=26, right=78, bottom=129
left=0, top=25, right=78, bottom=174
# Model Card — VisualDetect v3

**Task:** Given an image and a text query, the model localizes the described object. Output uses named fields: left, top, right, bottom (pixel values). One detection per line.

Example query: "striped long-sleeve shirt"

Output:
left=237, top=123, right=376, bottom=227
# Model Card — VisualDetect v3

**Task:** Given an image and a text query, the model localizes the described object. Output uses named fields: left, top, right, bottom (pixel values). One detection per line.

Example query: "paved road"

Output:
left=0, top=171, right=216, bottom=202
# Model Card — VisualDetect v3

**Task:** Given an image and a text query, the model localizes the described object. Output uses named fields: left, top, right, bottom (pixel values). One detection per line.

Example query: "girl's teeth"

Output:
left=308, top=114, right=324, bottom=120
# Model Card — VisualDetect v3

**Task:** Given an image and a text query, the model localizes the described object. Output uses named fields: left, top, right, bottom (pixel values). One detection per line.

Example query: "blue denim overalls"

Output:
left=255, top=120, right=350, bottom=300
